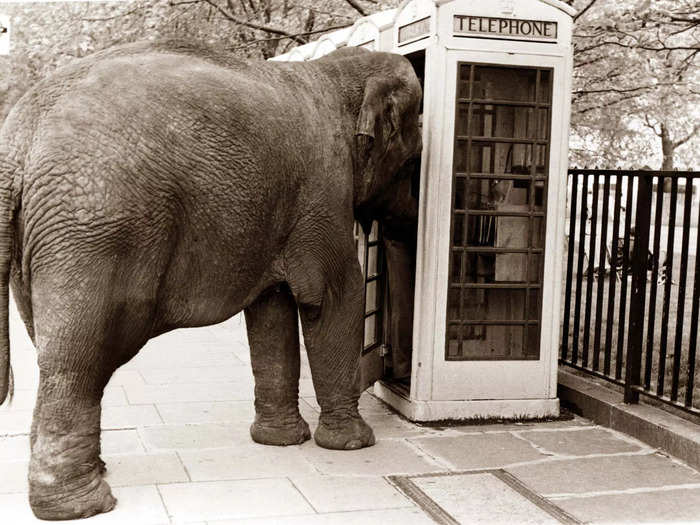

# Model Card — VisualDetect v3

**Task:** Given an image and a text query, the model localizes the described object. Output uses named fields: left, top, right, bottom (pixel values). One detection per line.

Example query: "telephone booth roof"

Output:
left=310, top=27, right=352, bottom=58
left=349, top=8, right=397, bottom=33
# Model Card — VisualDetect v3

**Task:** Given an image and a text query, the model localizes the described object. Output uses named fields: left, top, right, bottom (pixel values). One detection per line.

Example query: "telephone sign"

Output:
left=454, top=15, right=557, bottom=42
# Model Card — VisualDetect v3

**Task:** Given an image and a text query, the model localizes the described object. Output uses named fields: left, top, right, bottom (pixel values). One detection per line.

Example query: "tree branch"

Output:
left=573, top=83, right=676, bottom=97
left=228, top=23, right=353, bottom=50
left=81, top=6, right=143, bottom=22
left=343, top=0, right=367, bottom=17
left=672, top=123, right=700, bottom=148
left=575, top=93, right=644, bottom=115
left=573, top=0, right=600, bottom=22
left=200, top=0, right=308, bottom=44
left=643, top=114, right=662, bottom=137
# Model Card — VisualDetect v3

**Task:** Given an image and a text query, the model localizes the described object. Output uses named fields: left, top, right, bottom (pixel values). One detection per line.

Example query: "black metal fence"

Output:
left=561, top=169, right=699, bottom=418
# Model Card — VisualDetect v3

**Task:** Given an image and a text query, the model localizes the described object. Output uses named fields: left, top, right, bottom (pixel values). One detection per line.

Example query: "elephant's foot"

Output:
left=314, top=414, right=376, bottom=450
left=29, top=469, right=116, bottom=521
left=250, top=416, right=311, bottom=446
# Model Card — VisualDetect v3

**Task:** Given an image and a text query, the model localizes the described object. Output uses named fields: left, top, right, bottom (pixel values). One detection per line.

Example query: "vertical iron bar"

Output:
left=593, top=176, right=610, bottom=371
left=604, top=176, right=623, bottom=377
left=562, top=175, right=579, bottom=361
left=670, top=178, right=693, bottom=401
left=616, top=175, right=634, bottom=380
left=625, top=174, right=652, bottom=403
left=582, top=175, right=600, bottom=368
left=658, top=177, right=678, bottom=397
left=572, top=174, right=589, bottom=365
left=685, top=183, right=700, bottom=408
left=645, top=177, right=665, bottom=390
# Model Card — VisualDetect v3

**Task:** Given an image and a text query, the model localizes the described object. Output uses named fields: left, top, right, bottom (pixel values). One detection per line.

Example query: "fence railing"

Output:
left=561, top=169, right=699, bottom=418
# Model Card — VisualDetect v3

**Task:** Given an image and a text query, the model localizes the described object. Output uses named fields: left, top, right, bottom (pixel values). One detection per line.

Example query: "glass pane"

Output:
left=448, top=325, right=527, bottom=360
left=452, top=214, right=466, bottom=247
left=369, top=221, right=379, bottom=242
left=367, top=245, right=378, bottom=276
left=365, top=280, right=378, bottom=313
left=363, top=315, right=376, bottom=348
left=538, top=70, right=552, bottom=103
left=473, top=66, right=538, bottom=102
left=454, top=177, right=467, bottom=210
left=356, top=234, right=366, bottom=270
left=537, top=108, right=550, bottom=139
left=533, top=216, right=545, bottom=248
left=525, top=323, right=540, bottom=358
left=450, top=251, right=463, bottom=284
left=528, top=289, right=540, bottom=321
left=458, top=64, right=471, bottom=96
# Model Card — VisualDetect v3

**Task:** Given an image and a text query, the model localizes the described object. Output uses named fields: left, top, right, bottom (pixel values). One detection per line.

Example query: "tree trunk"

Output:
left=660, top=123, right=674, bottom=191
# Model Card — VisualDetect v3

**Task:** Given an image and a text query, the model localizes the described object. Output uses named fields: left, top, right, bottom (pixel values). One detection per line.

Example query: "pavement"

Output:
left=2, top=301, right=700, bottom=524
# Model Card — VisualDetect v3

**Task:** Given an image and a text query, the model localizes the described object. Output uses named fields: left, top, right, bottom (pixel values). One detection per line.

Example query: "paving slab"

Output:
left=107, top=369, right=146, bottom=387
left=0, top=459, right=28, bottom=493
left=178, top=445, right=317, bottom=481
left=0, top=408, right=32, bottom=434
left=299, top=439, right=446, bottom=476
left=0, top=485, right=168, bottom=525
left=124, top=348, right=241, bottom=370
left=516, top=427, right=645, bottom=456
left=290, top=475, right=415, bottom=513
left=102, top=404, right=163, bottom=429
left=363, top=413, right=436, bottom=440
left=411, top=432, right=547, bottom=470
left=157, top=478, right=314, bottom=522
left=155, top=401, right=256, bottom=425
left=139, top=365, right=252, bottom=385
left=0, top=434, right=29, bottom=461
left=208, top=507, right=434, bottom=525
left=140, top=423, right=251, bottom=451
left=102, top=429, right=146, bottom=455
left=2, top=384, right=127, bottom=410
left=507, top=452, right=700, bottom=496
left=410, top=472, right=560, bottom=524
left=103, top=453, right=189, bottom=487
left=554, top=487, right=700, bottom=523
left=124, top=381, right=254, bottom=405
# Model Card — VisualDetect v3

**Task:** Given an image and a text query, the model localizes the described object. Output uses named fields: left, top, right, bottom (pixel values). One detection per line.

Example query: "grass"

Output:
left=562, top=253, right=699, bottom=411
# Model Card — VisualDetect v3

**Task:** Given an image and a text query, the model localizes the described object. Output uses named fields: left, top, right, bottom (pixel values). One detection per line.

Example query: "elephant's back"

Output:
left=18, top=47, right=304, bottom=288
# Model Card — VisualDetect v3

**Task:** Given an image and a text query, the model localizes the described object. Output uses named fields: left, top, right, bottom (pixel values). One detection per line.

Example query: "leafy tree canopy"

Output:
left=0, top=0, right=697, bottom=169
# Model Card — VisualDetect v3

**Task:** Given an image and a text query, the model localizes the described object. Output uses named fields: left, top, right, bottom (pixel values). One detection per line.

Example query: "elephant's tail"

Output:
left=0, top=158, right=15, bottom=405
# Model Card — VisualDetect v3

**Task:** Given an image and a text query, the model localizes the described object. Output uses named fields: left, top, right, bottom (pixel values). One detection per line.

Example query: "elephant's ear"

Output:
left=354, top=77, right=401, bottom=176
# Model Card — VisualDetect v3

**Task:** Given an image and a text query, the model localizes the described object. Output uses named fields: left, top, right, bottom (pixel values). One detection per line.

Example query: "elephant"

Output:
left=0, top=41, right=422, bottom=520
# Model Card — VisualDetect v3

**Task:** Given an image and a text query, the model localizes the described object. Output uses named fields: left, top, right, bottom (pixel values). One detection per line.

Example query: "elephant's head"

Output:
left=351, top=52, right=423, bottom=233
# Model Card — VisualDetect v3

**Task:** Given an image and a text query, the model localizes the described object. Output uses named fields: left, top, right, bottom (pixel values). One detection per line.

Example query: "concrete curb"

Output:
left=558, top=368, right=700, bottom=471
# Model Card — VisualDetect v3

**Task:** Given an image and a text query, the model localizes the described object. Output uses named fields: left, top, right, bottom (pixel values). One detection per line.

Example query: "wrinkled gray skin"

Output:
left=0, top=41, right=422, bottom=520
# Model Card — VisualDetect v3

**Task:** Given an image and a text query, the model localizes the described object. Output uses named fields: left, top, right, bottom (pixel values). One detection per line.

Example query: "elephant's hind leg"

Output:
left=244, top=283, right=311, bottom=446
left=28, top=273, right=153, bottom=520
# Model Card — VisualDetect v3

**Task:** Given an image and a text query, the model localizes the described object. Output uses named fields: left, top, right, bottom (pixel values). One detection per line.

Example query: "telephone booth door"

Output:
left=448, top=63, right=551, bottom=362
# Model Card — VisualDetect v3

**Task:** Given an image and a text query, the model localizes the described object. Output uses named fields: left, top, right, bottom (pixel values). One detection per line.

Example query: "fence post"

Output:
left=625, top=174, right=653, bottom=403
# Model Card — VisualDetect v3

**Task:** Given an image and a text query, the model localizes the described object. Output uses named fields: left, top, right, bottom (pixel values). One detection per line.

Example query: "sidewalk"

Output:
left=2, top=302, right=700, bottom=524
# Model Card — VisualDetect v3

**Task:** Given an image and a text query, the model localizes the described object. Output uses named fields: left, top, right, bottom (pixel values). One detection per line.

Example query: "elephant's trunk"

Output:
left=0, top=166, right=13, bottom=405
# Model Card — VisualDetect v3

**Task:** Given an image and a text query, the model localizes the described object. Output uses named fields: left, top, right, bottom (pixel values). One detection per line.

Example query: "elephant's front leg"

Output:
left=29, top=352, right=116, bottom=520
left=244, top=284, right=311, bottom=446
left=298, top=262, right=375, bottom=450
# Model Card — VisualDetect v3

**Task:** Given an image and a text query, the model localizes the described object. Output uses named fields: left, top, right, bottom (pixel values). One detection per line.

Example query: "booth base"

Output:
left=373, top=380, right=560, bottom=422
